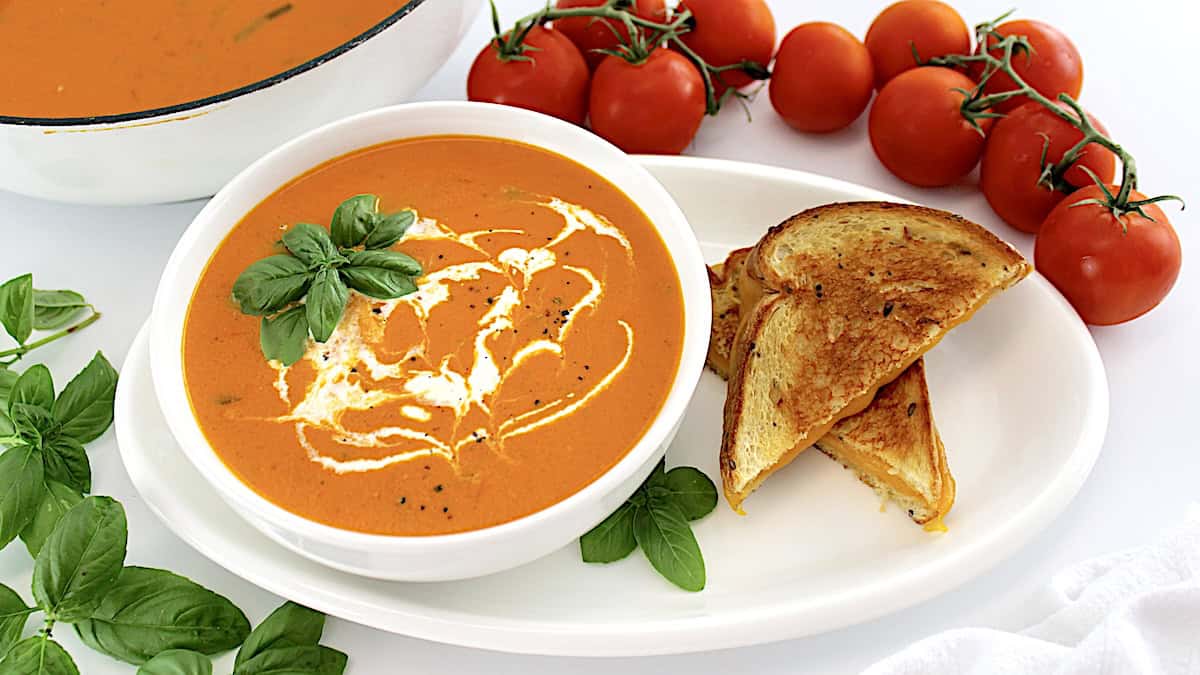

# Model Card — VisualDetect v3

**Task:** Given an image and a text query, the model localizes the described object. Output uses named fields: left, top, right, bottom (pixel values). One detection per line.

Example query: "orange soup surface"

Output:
left=183, top=136, right=685, bottom=535
left=0, top=0, right=409, bottom=118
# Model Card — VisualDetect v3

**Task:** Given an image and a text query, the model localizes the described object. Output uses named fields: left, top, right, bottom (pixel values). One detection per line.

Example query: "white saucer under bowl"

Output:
left=115, top=155, right=1108, bottom=657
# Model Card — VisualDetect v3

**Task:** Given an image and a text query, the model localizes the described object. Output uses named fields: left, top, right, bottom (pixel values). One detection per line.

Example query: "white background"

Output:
left=2, top=0, right=1198, bottom=673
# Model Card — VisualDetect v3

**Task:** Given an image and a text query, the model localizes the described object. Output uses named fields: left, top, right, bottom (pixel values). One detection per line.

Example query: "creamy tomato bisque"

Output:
left=183, top=136, right=685, bottom=535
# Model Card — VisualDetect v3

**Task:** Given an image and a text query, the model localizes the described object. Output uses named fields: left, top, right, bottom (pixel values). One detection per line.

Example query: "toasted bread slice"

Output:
left=721, top=203, right=1029, bottom=511
left=706, top=247, right=752, bottom=379
left=708, top=249, right=955, bottom=528
left=814, top=359, right=955, bottom=530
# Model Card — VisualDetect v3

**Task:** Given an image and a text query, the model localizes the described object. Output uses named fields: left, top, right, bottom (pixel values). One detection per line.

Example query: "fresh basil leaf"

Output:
left=32, top=496, right=127, bottom=622
left=304, top=269, right=348, bottom=343
left=0, top=409, right=16, bottom=446
left=0, top=635, right=78, bottom=675
left=0, top=444, right=44, bottom=549
left=232, top=256, right=312, bottom=316
left=51, top=351, right=117, bottom=443
left=20, top=481, right=83, bottom=558
left=345, top=249, right=421, bottom=277
left=235, top=602, right=325, bottom=670
left=260, top=307, right=309, bottom=367
left=0, top=368, right=18, bottom=408
left=659, top=467, right=718, bottom=521
left=32, top=290, right=88, bottom=331
left=9, top=364, right=54, bottom=414
left=363, top=209, right=416, bottom=250
left=136, top=649, right=213, bottom=675
left=330, top=194, right=378, bottom=248
left=0, top=274, right=34, bottom=346
left=339, top=251, right=420, bottom=299
left=633, top=500, right=705, bottom=592
left=233, top=645, right=347, bottom=675
left=10, top=401, right=53, bottom=438
left=645, top=457, right=667, bottom=488
left=580, top=502, right=637, bottom=563
left=0, top=582, right=35, bottom=656
left=281, top=224, right=343, bottom=268
left=74, top=566, right=251, bottom=664
left=41, top=437, right=90, bottom=494
left=8, top=403, right=54, bottom=446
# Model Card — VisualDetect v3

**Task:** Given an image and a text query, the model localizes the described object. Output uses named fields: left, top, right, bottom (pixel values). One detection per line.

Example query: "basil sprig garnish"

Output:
left=1, top=272, right=348, bottom=674
left=580, top=460, right=718, bottom=592
left=232, top=194, right=421, bottom=366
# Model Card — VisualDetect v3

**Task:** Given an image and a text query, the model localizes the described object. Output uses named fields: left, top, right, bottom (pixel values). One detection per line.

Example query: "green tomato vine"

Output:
left=487, top=0, right=770, bottom=115
left=926, top=12, right=1183, bottom=221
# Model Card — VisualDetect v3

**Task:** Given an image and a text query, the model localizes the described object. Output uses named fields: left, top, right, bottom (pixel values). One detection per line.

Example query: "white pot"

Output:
left=149, top=101, right=712, bottom=581
left=0, top=0, right=481, bottom=205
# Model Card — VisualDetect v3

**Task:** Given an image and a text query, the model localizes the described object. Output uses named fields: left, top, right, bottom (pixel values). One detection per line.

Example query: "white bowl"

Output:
left=0, top=0, right=480, bottom=205
left=149, top=101, right=711, bottom=581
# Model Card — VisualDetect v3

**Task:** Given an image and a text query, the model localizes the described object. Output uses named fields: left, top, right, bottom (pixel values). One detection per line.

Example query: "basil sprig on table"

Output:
left=0, top=353, right=117, bottom=554
left=0, top=497, right=346, bottom=675
left=232, top=194, right=421, bottom=365
left=132, top=600, right=345, bottom=675
left=230, top=601, right=346, bottom=675
left=580, top=460, right=718, bottom=592
left=0, top=497, right=250, bottom=674
left=1, top=272, right=347, bottom=675
left=0, top=274, right=99, bottom=370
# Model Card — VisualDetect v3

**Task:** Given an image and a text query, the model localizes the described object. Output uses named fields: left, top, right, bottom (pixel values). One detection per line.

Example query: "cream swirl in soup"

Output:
left=183, top=136, right=684, bottom=536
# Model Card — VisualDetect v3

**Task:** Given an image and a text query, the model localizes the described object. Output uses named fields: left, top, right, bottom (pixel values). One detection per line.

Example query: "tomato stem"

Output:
left=486, top=0, right=769, bottom=116
left=666, top=33, right=722, bottom=113
left=924, top=15, right=1182, bottom=219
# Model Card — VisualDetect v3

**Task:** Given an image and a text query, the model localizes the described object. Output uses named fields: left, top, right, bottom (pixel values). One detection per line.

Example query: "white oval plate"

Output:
left=115, top=156, right=1108, bottom=657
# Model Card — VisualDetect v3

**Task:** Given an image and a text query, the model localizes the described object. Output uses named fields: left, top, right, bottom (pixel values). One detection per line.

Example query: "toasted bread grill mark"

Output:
left=814, top=359, right=955, bottom=528
left=720, top=202, right=1030, bottom=510
left=709, top=251, right=956, bottom=526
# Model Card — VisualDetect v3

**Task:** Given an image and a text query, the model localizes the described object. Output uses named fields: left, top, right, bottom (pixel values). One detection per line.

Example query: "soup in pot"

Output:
left=0, top=0, right=411, bottom=118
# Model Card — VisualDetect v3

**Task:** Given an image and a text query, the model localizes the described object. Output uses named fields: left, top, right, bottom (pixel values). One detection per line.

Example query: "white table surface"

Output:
left=2, top=1, right=1197, bottom=672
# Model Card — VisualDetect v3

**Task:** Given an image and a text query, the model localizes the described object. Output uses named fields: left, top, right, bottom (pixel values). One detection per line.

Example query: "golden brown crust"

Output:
left=718, top=294, right=779, bottom=510
left=709, top=249, right=954, bottom=524
left=814, top=358, right=955, bottom=527
left=706, top=247, right=751, bottom=379
left=749, top=201, right=1028, bottom=296
left=721, top=202, right=1029, bottom=510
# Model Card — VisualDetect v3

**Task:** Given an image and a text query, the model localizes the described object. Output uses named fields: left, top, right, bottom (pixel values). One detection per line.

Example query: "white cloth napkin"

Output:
left=864, top=505, right=1200, bottom=675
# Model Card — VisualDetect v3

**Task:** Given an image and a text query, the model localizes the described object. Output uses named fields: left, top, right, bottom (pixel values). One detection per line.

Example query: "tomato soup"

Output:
left=183, top=136, right=685, bottom=535
left=0, top=0, right=409, bottom=118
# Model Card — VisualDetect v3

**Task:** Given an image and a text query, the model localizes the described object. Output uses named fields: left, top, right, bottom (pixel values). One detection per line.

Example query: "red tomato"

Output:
left=980, top=101, right=1116, bottom=233
left=677, top=0, right=775, bottom=94
left=769, top=23, right=874, bottom=133
left=1035, top=185, right=1182, bottom=325
left=467, top=26, right=590, bottom=125
left=554, top=0, right=668, bottom=70
left=869, top=66, right=989, bottom=187
left=969, top=20, right=1083, bottom=113
left=864, top=1, right=971, bottom=89
left=589, top=49, right=705, bottom=154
